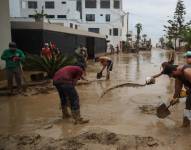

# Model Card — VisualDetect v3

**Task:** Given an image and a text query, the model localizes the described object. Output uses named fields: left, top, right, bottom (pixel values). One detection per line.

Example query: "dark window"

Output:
left=57, top=15, right=66, bottom=18
left=61, top=1, right=66, bottom=4
left=46, top=15, right=55, bottom=18
left=77, top=0, right=82, bottom=19
left=70, top=23, right=73, bottom=28
left=45, top=1, right=54, bottom=9
left=28, top=15, right=35, bottom=18
left=109, top=29, right=112, bottom=35
left=100, top=14, right=103, bottom=16
left=28, top=1, right=37, bottom=9
left=105, top=14, right=110, bottom=22
left=85, top=0, right=96, bottom=8
left=88, top=28, right=100, bottom=33
left=114, top=0, right=120, bottom=9
left=113, top=28, right=118, bottom=36
left=100, top=0, right=110, bottom=8
left=75, top=25, right=78, bottom=29
left=86, top=14, right=95, bottom=21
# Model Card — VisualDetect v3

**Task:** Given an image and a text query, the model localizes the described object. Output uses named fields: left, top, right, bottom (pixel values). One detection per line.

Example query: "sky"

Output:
left=123, top=0, right=191, bottom=44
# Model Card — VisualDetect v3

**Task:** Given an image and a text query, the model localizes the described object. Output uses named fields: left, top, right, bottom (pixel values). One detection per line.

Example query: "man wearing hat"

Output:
left=184, top=51, right=191, bottom=64
left=1, top=42, right=25, bottom=94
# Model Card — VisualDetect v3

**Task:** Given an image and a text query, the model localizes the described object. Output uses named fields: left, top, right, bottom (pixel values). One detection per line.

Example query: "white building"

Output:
left=9, top=0, right=128, bottom=51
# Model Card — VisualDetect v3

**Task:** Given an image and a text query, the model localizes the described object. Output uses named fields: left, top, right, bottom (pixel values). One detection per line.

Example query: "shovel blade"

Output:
left=156, top=103, right=171, bottom=119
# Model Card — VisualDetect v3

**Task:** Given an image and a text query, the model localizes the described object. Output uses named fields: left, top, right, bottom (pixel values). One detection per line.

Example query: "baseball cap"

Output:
left=184, top=51, right=191, bottom=57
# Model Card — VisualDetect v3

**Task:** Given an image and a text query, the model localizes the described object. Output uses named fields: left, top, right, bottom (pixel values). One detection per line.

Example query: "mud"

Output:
left=0, top=49, right=191, bottom=150
left=0, top=128, right=160, bottom=150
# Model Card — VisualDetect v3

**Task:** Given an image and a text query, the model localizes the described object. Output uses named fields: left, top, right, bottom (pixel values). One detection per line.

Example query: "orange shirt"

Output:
left=41, top=47, right=52, bottom=59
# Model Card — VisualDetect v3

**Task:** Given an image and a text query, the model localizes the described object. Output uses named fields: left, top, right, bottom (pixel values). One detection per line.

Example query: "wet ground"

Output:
left=0, top=48, right=191, bottom=150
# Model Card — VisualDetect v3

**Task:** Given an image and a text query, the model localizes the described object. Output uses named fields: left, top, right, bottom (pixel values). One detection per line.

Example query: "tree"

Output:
left=159, top=37, right=165, bottom=49
left=135, top=23, right=142, bottom=47
left=181, top=28, right=191, bottom=49
left=164, top=0, right=191, bottom=50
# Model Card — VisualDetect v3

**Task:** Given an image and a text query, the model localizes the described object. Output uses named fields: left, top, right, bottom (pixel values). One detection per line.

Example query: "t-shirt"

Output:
left=41, top=47, right=52, bottom=59
left=1, top=49, right=25, bottom=69
left=53, top=66, right=83, bottom=82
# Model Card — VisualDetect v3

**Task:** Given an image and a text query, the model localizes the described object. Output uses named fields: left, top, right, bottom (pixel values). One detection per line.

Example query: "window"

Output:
left=77, top=0, right=82, bottom=19
left=45, top=1, right=54, bottom=9
left=100, top=0, right=110, bottom=8
left=28, top=1, right=37, bottom=9
left=57, top=15, right=66, bottom=19
left=109, top=29, right=112, bottom=35
left=28, top=15, right=35, bottom=18
left=113, top=28, right=118, bottom=36
left=114, top=0, right=120, bottom=9
left=70, top=23, right=73, bottom=28
left=105, top=14, right=110, bottom=22
left=75, top=25, right=78, bottom=29
left=46, top=15, right=55, bottom=18
left=85, top=0, right=96, bottom=8
left=61, top=1, right=66, bottom=4
left=86, top=14, right=95, bottom=21
left=88, top=28, right=100, bottom=33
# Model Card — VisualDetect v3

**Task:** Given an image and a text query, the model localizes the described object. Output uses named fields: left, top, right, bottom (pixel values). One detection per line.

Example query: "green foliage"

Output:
left=135, top=23, right=142, bottom=47
left=181, top=28, right=191, bottom=49
left=33, top=6, right=47, bottom=21
left=164, top=0, right=191, bottom=50
left=24, top=53, right=77, bottom=78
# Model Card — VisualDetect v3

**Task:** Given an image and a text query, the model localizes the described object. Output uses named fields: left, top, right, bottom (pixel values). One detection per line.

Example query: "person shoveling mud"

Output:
left=96, top=56, right=113, bottom=80
left=53, top=64, right=89, bottom=124
left=147, top=60, right=191, bottom=127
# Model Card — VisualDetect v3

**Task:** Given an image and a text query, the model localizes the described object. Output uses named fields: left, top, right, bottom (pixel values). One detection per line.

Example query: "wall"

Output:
left=0, top=0, right=11, bottom=69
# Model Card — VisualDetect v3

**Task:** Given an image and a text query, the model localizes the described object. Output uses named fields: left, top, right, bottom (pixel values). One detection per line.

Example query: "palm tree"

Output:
left=135, top=23, right=142, bottom=47
left=24, top=53, right=77, bottom=78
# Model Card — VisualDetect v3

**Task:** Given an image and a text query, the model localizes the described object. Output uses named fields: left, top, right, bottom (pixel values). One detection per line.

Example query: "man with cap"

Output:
left=53, top=64, right=89, bottom=124
left=147, top=62, right=191, bottom=127
left=1, top=42, right=25, bottom=94
left=41, top=43, right=52, bottom=59
left=184, top=51, right=191, bottom=64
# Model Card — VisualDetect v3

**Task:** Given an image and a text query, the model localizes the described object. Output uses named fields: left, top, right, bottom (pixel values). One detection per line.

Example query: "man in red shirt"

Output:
left=53, top=65, right=89, bottom=124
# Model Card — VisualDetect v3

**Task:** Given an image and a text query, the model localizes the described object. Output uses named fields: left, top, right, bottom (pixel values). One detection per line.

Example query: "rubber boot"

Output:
left=72, top=110, right=89, bottom=125
left=182, top=117, right=190, bottom=128
left=61, top=106, right=71, bottom=119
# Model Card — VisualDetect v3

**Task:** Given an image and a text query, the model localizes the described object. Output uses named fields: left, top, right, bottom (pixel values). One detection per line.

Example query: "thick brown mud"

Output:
left=0, top=49, right=191, bottom=150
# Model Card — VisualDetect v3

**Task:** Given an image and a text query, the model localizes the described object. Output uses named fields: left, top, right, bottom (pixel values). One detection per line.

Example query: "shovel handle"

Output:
left=167, top=100, right=179, bottom=108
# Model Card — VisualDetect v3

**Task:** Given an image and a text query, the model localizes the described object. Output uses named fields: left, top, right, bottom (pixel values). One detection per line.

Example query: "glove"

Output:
left=170, top=98, right=179, bottom=105
left=145, top=77, right=155, bottom=85
left=179, top=90, right=188, bottom=98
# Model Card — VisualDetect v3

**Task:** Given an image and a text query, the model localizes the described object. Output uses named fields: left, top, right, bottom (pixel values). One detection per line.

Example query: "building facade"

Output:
left=10, top=0, right=128, bottom=51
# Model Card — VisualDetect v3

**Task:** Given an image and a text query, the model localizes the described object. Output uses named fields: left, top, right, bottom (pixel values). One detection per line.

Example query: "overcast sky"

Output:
left=123, top=0, right=191, bottom=44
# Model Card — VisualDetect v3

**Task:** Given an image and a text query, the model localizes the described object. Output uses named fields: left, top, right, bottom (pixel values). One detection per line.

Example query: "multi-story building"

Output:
left=9, top=0, right=128, bottom=51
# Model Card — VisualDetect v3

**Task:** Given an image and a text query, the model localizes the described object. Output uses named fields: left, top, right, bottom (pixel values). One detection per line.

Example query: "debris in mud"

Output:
left=139, top=105, right=157, bottom=115
left=101, top=82, right=146, bottom=98
left=0, top=128, right=160, bottom=150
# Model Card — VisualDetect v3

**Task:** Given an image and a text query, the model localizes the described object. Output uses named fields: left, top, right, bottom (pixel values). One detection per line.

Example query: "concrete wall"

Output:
left=0, top=0, right=11, bottom=69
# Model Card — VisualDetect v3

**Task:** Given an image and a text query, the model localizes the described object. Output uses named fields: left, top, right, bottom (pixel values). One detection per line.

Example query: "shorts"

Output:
left=107, top=60, right=113, bottom=71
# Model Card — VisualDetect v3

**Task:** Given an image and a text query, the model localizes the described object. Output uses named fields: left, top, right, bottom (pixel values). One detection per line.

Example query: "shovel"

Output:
left=156, top=100, right=179, bottom=119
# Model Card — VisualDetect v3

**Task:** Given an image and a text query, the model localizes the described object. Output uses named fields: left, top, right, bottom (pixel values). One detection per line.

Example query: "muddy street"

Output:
left=0, top=48, right=191, bottom=150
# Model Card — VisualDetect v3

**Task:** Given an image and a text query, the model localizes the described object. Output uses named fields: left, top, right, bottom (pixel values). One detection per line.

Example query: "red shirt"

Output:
left=41, top=47, right=52, bottom=59
left=53, top=66, right=83, bottom=82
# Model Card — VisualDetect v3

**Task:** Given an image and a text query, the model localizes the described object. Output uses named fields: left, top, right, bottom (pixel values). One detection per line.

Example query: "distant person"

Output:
left=75, top=44, right=88, bottom=68
left=97, top=56, right=113, bottom=80
left=116, top=45, right=119, bottom=54
left=184, top=51, right=191, bottom=64
left=53, top=65, right=89, bottom=124
left=41, top=43, right=52, bottom=59
left=1, top=42, right=25, bottom=94
left=110, top=44, right=115, bottom=54
left=50, top=42, right=60, bottom=55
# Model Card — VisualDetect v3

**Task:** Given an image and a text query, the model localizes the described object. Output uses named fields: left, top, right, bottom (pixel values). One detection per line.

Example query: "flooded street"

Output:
left=0, top=48, right=191, bottom=150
